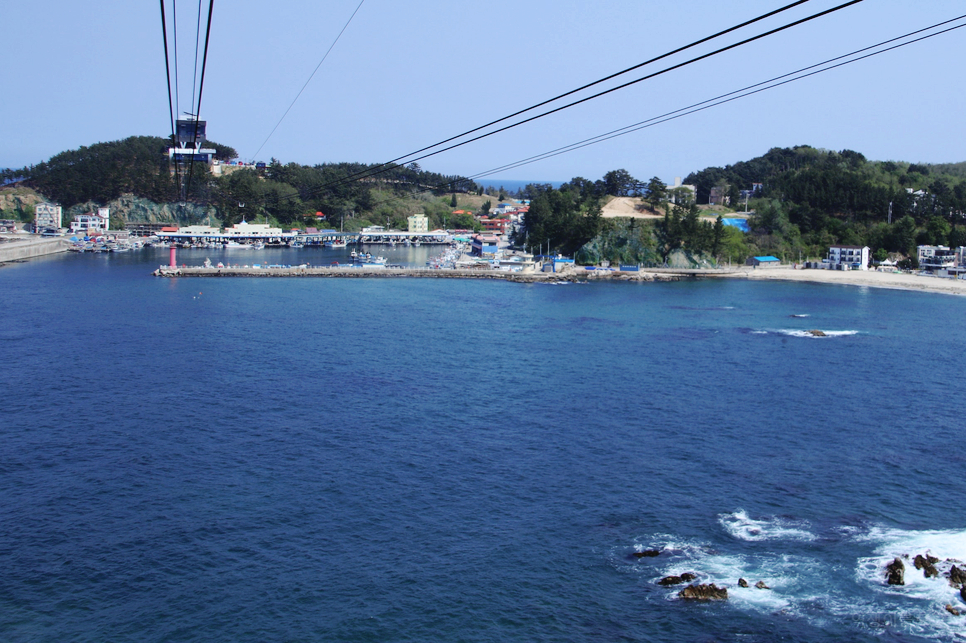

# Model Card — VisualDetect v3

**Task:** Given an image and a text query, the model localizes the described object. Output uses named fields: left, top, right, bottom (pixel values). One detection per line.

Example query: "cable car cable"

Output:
left=251, top=0, right=367, bottom=161
left=296, top=0, right=865, bottom=199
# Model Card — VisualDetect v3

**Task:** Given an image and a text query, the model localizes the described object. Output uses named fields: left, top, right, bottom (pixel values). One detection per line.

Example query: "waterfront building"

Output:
left=407, top=214, right=428, bottom=233
left=223, top=220, right=283, bottom=237
left=177, top=225, right=222, bottom=237
left=70, top=208, right=110, bottom=235
left=917, top=245, right=956, bottom=272
left=828, top=245, right=870, bottom=270
left=128, top=223, right=170, bottom=237
left=35, top=203, right=62, bottom=231
left=746, top=256, right=781, bottom=268
left=471, top=234, right=499, bottom=257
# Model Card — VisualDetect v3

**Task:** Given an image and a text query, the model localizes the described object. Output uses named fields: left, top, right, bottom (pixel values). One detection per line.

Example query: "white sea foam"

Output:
left=776, top=329, right=860, bottom=338
left=719, top=510, right=817, bottom=542
left=634, top=520, right=966, bottom=640
left=852, top=525, right=966, bottom=639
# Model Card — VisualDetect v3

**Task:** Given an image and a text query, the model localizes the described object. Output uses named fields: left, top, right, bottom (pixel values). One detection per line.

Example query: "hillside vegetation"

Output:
left=5, top=139, right=965, bottom=266
left=0, top=136, right=480, bottom=231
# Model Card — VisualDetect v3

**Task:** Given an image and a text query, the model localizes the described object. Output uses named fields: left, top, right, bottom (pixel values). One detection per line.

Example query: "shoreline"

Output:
left=151, top=263, right=966, bottom=295
left=733, top=266, right=966, bottom=297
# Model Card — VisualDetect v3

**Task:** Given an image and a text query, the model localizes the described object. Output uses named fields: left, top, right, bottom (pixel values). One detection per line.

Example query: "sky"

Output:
left=4, top=0, right=965, bottom=185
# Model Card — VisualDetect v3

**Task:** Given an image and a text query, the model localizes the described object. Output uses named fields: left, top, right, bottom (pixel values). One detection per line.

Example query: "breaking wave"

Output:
left=620, top=518, right=966, bottom=640
left=720, top=510, right=817, bottom=542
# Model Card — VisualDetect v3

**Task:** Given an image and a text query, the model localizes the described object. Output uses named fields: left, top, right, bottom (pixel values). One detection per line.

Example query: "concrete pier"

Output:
left=0, top=237, right=71, bottom=264
left=151, top=264, right=714, bottom=283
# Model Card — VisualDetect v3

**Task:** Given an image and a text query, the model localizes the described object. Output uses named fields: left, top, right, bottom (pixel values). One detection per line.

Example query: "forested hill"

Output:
left=685, top=145, right=966, bottom=222
left=2, top=136, right=237, bottom=206
left=0, top=136, right=479, bottom=229
left=681, top=145, right=966, bottom=262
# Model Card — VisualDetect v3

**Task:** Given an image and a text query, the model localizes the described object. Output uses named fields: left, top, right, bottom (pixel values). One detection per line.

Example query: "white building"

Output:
left=828, top=245, right=869, bottom=270
left=665, top=177, right=697, bottom=204
left=35, top=203, right=62, bottom=230
left=177, top=225, right=222, bottom=237
left=70, top=208, right=110, bottom=234
left=407, top=214, right=428, bottom=233
left=223, top=220, right=283, bottom=237
left=917, top=245, right=956, bottom=271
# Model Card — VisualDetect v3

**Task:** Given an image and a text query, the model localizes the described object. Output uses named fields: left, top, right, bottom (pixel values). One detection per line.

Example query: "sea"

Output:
left=1, top=246, right=965, bottom=642
left=478, top=179, right=565, bottom=193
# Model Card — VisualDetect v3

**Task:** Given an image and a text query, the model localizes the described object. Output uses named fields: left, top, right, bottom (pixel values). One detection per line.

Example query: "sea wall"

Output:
left=0, top=238, right=70, bottom=263
left=152, top=265, right=695, bottom=283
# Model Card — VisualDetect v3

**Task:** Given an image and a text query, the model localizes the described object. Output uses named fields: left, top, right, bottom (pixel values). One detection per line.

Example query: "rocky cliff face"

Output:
left=66, top=194, right=215, bottom=225
left=0, top=187, right=45, bottom=221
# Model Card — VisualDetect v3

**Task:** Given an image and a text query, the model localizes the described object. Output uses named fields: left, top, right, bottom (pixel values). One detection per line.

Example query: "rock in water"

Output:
left=961, top=586, right=966, bottom=602
left=678, top=583, right=728, bottom=600
left=807, top=329, right=826, bottom=337
left=949, top=565, right=966, bottom=587
left=680, top=573, right=697, bottom=582
left=738, top=578, right=749, bottom=588
left=946, top=604, right=962, bottom=616
left=886, top=557, right=905, bottom=585
left=633, top=550, right=661, bottom=558
left=659, top=575, right=685, bottom=586
left=755, top=581, right=770, bottom=589
left=914, top=554, right=939, bottom=578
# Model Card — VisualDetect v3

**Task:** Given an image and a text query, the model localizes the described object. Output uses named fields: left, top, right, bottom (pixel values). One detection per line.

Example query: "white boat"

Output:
left=325, top=239, right=347, bottom=248
left=224, top=241, right=254, bottom=249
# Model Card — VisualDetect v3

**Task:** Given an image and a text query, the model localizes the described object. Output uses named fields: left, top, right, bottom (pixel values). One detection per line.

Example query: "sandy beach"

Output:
left=735, top=266, right=966, bottom=297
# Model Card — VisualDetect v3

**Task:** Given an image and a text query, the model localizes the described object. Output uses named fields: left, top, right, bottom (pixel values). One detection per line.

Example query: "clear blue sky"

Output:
left=4, top=0, right=964, bottom=184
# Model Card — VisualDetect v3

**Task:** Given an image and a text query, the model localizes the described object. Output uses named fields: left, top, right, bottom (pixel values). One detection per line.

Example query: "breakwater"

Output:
left=0, top=238, right=70, bottom=264
left=150, top=264, right=725, bottom=283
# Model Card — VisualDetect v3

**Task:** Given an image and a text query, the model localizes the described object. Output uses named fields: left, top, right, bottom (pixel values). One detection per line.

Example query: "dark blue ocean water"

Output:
left=2, top=249, right=965, bottom=642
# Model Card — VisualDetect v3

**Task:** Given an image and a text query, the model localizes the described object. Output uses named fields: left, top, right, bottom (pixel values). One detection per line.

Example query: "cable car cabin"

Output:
left=176, top=116, right=207, bottom=146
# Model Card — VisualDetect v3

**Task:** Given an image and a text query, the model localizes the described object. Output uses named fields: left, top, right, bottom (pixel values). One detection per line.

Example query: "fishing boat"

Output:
left=325, top=238, right=347, bottom=249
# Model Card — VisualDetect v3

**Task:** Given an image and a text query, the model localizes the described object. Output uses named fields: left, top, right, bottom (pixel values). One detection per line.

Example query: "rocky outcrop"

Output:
left=949, top=565, right=966, bottom=587
left=886, top=557, right=905, bottom=585
left=755, top=581, right=770, bottom=590
left=632, top=549, right=661, bottom=558
left=961, top=586, right=966, bottom=603
left=738, top=578, right=749, bottom=588
left=807, top=329, right=827, bottom=337
left=914, top=554, right=939, bottom=578
left=678, top=583, right=728, bottom=600
left=947, top=604, right=962, bottom=616
left=66, top=194, right=213, bottom=226
left=658, top=572, right=697, bottom=586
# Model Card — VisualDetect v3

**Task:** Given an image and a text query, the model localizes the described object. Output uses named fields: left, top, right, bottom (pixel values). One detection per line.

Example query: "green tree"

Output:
left=603, top=169, right=636, bottom=197
left=450, top=193, right=458, bottom=208
left=892, top=215, right=918, bottom=255
left=726, top=183, right=741, bottom=208
left=644, top=176, right=666, bottom=211
left=712, top=215, right=725, bottom=256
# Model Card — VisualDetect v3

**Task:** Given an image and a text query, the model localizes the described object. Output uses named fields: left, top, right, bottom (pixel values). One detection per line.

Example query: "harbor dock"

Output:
left=151, top=264, right=741, bottom=283
left=0, top=237, right=71, bottom=264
